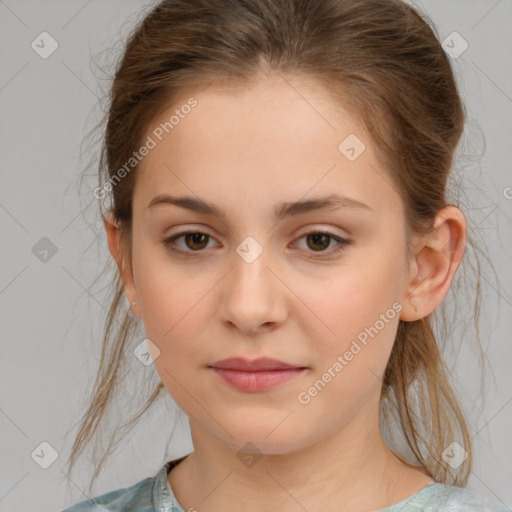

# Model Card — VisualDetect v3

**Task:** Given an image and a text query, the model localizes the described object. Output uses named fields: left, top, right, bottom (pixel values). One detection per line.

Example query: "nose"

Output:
left=218, top=248, right=288, bottom=335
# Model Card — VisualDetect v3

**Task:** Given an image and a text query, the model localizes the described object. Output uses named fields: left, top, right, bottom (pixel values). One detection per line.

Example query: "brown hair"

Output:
left=66, top=0, right=495, bottom=491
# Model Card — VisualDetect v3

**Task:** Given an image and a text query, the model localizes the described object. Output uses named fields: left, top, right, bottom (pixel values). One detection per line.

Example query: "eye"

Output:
left=162, top=229, right=351, bottom=257
left=293, top=230, right=350, bottom=256
left=163, top=231, right=219, bottom=255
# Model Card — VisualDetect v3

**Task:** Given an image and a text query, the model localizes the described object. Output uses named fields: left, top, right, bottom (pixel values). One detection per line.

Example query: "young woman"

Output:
left=61, top=0, right=507, bottom=510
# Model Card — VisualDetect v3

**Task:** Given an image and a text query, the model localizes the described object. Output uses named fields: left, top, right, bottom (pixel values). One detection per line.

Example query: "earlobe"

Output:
left=400, top=206, right=467, bottom=322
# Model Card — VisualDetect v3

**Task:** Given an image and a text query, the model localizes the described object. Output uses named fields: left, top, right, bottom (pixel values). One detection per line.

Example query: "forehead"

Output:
left=134, top=75, right=403, bottom=221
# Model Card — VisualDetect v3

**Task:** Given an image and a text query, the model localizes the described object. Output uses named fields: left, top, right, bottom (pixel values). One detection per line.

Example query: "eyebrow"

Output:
left=146, top=193, right=374, bottom=223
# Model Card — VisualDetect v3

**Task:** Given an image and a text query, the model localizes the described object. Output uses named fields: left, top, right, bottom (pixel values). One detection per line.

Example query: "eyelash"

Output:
left=162, top=230, right=351, bottom=258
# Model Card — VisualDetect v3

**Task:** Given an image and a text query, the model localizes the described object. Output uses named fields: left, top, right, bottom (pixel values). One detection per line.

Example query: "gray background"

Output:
left=0, top=1, right=511, bottom=511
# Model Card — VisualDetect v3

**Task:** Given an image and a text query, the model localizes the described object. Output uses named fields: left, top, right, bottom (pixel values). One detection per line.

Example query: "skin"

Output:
left=104, top=72, right=467, bottom=512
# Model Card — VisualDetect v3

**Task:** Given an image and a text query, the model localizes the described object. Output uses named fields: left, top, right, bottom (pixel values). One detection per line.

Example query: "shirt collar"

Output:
left=153, top=455, right=190, bottom=512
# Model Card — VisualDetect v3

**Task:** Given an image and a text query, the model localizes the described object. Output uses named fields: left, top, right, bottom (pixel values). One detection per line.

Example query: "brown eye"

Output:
left=306, top=233, right=331, bottom=251
left=163, top=229, right=350, bottom=258
left=163, top=231, right=217, bottom=254
left=294, top=230, right=350, bottom=256
left=182, top=232, right=209, bottom=250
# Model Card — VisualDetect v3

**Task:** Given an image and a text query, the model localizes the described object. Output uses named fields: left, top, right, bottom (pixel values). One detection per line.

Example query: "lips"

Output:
left=208, top=357, right=308, bottom=392
left=208, top=357, right=305, bottom=371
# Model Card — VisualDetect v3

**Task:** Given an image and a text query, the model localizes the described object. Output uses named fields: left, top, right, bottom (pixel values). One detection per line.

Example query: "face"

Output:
left=123, top=74, right=413, bottom=455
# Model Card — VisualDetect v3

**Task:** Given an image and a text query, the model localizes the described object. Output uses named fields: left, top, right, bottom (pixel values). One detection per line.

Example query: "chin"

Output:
left=214, top=425, right=314, bottom=457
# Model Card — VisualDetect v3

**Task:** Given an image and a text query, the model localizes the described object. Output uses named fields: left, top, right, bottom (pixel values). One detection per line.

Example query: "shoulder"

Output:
left=382, top=482, right=510, bottom=512
left=60, top=476, right=154, bottom=512
left=60, top=458, right=180, bottom=512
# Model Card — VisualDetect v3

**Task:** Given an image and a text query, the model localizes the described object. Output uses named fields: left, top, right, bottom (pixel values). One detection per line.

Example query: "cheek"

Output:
left=296, top=281, right=399, bottom=418
left=133, top=242, right=210, bottom=350
left=307, top=261, right=401, bottom=350
left=134, top=255, right=212, bottom=407
left=297, top=256, right=404, bottom=404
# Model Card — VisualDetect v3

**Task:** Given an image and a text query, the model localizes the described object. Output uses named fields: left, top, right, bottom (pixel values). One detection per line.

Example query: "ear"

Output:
left=103, top=211, right=140, bottom=317
left=400, top=205, right=467, bottom=322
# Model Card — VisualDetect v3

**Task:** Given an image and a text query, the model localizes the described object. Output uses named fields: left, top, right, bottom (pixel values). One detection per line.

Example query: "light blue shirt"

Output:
left=62, top=455, right=510, bottom=511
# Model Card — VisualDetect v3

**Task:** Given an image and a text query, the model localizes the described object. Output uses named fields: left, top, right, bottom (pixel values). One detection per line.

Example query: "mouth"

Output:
left=208, top=357, right=308, bottom=392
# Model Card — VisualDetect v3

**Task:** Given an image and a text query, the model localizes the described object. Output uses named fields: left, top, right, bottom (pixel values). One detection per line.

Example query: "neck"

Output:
left=168, top=405, right=428, bottom=512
